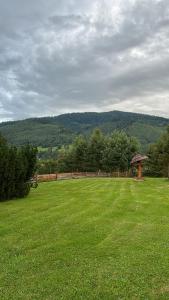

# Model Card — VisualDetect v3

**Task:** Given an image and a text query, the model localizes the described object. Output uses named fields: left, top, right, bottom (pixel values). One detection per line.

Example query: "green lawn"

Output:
left=1, top=178, right=169, bottom=299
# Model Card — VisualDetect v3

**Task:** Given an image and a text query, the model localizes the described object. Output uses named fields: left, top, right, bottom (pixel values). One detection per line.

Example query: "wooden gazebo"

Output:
left=131, top=154, right=148, bottom=180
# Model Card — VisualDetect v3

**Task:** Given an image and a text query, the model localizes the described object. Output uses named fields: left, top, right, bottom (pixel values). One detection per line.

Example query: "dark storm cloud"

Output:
left=0, top=0, right=169, bottom=121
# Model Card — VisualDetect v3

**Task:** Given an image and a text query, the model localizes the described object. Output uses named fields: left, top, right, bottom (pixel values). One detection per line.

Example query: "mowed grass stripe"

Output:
left=0, top=179, right=169, bottom=299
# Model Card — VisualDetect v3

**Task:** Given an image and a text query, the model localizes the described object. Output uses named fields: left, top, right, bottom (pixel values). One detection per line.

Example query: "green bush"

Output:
left=0, top=133, right=37, bottom=201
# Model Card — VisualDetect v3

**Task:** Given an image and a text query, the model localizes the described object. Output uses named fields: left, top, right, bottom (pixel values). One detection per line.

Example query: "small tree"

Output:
left=72, top=135, right=88, bottom=171
left=88, top=129, right=105, bottom=172
left=102, top=131, right=139, bottom=172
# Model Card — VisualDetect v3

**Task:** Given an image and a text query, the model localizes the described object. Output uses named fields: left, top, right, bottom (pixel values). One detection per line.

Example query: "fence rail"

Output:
left=37, top=171, right=131, bottom=182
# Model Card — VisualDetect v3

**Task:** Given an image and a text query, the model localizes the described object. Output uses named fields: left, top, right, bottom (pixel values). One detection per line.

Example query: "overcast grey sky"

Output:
left=0, top=0, right=169, bottom=121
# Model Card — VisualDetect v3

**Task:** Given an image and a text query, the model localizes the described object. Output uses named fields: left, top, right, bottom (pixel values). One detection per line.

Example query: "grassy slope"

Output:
left=1, top=178, right=169, bottom=299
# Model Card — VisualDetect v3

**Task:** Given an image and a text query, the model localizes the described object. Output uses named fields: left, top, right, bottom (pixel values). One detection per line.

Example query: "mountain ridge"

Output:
left=0, top=110, right=169, bottom=149
left=1, top=110, right=168, bottom=126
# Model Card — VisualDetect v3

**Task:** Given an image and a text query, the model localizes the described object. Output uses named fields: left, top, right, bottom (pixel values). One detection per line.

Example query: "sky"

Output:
left=0, top=0, right=169, bottom=122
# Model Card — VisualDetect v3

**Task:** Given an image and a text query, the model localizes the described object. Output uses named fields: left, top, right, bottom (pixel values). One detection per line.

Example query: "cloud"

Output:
left=0, top=0, right=169, bottom=121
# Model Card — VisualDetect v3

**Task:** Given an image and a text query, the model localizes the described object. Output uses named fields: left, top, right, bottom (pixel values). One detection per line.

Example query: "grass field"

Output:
left=1, top=178, right=169, bottom=299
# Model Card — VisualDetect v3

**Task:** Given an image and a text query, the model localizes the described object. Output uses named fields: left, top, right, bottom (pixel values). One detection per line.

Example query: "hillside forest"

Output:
left=0, top=111, right=168, bottom=151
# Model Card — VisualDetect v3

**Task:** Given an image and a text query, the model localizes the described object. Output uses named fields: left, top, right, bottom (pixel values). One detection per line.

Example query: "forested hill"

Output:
left=0, top=110, right=169, bottom=149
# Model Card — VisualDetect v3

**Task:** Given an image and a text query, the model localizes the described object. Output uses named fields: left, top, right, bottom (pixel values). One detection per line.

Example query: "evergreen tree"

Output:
left=146, top=144, right=162, bottom=177
left=147, top=126, right=169, bottom=177
left=0, top=133, right=37, bottom=201
left=71, top=135, right=88, bottom=171
left=57, top=146, right=75, bottom=172
left=102, top=131, right=139, bottom=172
left=21, top=145, right=37, bottom=180
left=88, top=129, right=105, bottom=172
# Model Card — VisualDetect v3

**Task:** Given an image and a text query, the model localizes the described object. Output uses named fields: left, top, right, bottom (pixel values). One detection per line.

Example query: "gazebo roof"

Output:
left=131, top=154, right=148, bottom=165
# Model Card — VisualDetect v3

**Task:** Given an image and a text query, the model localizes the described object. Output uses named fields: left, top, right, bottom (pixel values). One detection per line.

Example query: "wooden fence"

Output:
left=37, top=171, right=130, bottom=182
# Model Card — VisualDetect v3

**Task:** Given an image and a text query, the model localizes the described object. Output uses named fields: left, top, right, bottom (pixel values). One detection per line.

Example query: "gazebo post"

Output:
left=138, top=162, right=142, bottom=180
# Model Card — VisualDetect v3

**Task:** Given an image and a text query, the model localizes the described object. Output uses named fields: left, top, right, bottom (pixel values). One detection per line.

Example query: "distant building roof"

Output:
left=131, top=154, right=148, bottom=165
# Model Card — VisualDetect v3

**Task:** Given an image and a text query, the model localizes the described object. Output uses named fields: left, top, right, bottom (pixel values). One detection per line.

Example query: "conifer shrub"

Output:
left=0, top=133, right=37, bottom=201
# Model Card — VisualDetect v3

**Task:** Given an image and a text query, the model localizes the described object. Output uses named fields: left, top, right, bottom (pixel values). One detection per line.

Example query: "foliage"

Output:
left=146, top=126, right=169, bottom=177
left=0, top=111, right=168, bottom=150
left=37, top=159, right=58, bottom=175
left=57, top=129, right=139, bottom=173
left=102, top=131, right=139, bottom=172
left=88, top=129, right=105, bottom=171
left=37, top=147, right=58, bottom=160
left=1, top=179, right=169, bottom=299
left=0, top=134, right=37, bottom=201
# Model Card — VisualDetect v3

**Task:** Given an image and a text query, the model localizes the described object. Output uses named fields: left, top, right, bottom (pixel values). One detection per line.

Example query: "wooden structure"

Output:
left=131, top=154, right=148, bottom=180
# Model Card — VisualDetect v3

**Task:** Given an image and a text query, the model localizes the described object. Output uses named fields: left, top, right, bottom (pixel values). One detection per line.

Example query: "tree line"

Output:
left=37, top=126, right=169, bottom=177
left=52, top=129, right=140, bottom=173
left=0, top=134, right=37, bottom=201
